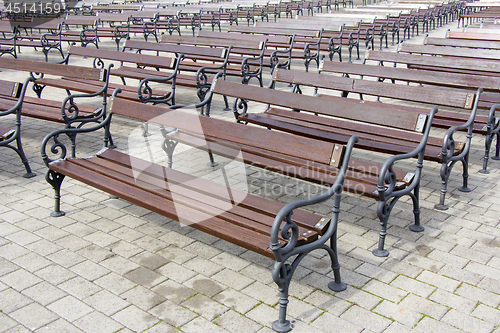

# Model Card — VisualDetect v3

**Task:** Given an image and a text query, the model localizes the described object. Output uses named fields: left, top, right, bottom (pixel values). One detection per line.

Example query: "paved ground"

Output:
left=1, top=5, right=500, bottom=333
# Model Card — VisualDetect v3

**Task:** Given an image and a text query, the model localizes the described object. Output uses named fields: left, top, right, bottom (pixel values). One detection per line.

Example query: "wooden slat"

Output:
left=447, top=31, right=500, bottom=42
left=271, top=69, right=424, bottom=130
left=0, top=79, right=21, bottom=98
left=366, top=49, right=500, bottom=74
left=424, top=36, right=500, bottom=50
left=0, top=126, right=14, bottom=141
left=48, top=158, right=279, bottom=257
left=68, top=46, right=175, bottom=69
left=399, top=43, right=500, bottom=61
left=108, top=97, right=336, bottom=165
left=97, top=149, right=325, bottom=233
left=321, top=60, right=500, bottom=91
left=229, top=25, right=321, bottom=37
left=126, top=40, right=226, bottom=58
left=167, top=130, right=385, bottom=196
left=160, top=35, right=264, bottom=50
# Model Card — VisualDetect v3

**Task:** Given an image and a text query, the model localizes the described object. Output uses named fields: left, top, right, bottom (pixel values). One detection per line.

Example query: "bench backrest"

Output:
left=126, top=40, right=229, bottom=59
left=68, top=45, right=175, bottom=69
left=424, top=36, right=500, bottom=49
left=159, top=34, right=264, bottom=50
left=0, top=57, right=105, bottom=81
left=107, top=95, right=346, bottom=167
left=228, top=25, right=321, bottom=37
left=255, top=19, right=342, bottom=32
left=366, top=49, right=500, bottom=74
left=320, top=60, right=500, bottom=91
left=398, top=42, right=500, bottom=61
left=273, top=67, right=475, bottom=110
left=215, top=74, right=427, bottom=131
left=197, top=30, right=291, bottom=44
left=446, top=31, right=500, bottom=41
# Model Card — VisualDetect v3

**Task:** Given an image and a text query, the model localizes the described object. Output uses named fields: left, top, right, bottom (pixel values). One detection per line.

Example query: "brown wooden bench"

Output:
left=0, top=57, right=112, bottom=176
left=263, top=66, right=482, bottom=211
left=228, top=24, right=324, bottom=70
left=165, top=76, right=439, bottom=258
left=41, top=86, right=358, bottom=333
left=364, top=49, right=500, bottom=173
left=155, top=34, right=267, bottom=85
left=65, top=44, right=231, bottom=107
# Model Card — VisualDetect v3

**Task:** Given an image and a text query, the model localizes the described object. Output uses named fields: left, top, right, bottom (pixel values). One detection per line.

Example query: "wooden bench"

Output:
left=228, top=24, right=324, bottom=70
left=165, top=76, right=439, bottom=257
left=364, top=49, right=500, bottom=173
left=64, top=45, right=184, bottom=105
left=40, top=86, right=358, bottom=332
left=243, top=67, right=479, bottom=212
left=0, top=57, right=112, bottom=175
left=155, top=34, right=267, bottom=85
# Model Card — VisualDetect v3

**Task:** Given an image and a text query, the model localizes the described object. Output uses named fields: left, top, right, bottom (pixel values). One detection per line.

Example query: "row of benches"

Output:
left=1, top=19, right=497, bottom=331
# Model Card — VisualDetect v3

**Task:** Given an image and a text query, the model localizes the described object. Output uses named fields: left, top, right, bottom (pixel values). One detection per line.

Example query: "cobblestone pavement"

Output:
left=0, top=8, right=500, bottom=333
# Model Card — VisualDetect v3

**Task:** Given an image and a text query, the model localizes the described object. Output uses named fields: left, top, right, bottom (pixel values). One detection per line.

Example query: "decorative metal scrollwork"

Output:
left=233, top=98, right=248, bottom=122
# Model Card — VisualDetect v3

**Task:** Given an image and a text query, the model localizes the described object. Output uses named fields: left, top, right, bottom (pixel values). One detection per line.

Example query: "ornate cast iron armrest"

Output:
left=138, top=54, right=183, bottom=105
left=378, top=107, right=438, bottom=200
left=169, top=73, right=224, bottom=112
left=0, top=77, right=33, bottom=118
left=41, top=88, right=123, bottom=166
left=270, top=135, right=358, bottom=333
left=59, top=64, right=113, bottom=126
left=196, top=46, right=233, bottom=101
left=40, top=25, right=62, bottom=48
left=270, top=35, right=296, bottom=72
left=241, top=39, right=268, bottom=86
left=441, top=88, right=482, bottom=165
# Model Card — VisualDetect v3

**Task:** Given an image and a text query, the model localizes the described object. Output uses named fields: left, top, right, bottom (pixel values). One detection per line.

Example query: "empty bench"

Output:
left=40, top=86, right=358, bottom=332
left=162, top=76, right=438, bottom=257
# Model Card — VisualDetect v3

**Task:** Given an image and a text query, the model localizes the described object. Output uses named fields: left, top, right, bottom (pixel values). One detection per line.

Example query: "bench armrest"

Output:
left=270, top=135, right=358, bottom=263
left=241, top=39, right=267, bottom=84
left=41, top=87, right=122, bottom=166
left=59, top=64, right=113, bottom=125
left=40, top=25, right=62, bottom=47
left=196, top=46, right=233, bottom=100
left=377, top=107, right=438, bottom=202
left=169, top=72, right=225, bottom=112
left=0, top=77, right=33, bottom=118
left=441, top=88, right=483, bottom=165
left=270, top=35, right=296, bottom=71
left=138, top=54, right=183, bottom=104
left=304, top=29, right=323, bottom=57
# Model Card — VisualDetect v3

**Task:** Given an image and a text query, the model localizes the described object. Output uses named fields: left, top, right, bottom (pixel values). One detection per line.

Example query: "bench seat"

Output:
left=41, top=88, right=359, bottom=332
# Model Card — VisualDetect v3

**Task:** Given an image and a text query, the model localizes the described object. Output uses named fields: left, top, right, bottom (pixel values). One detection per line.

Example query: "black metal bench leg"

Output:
left=373, top=214, right=389, bottom=257
left=458, top=152, right=471, bottom=193
left=435, top=163, right=452, bottom=211
left=160, top=138, right=178, bottom=169
left=46, top=170, right=66, bottom=217
left=273, top=265, right=293, bottom=333
left=408, top=186, right=424, bottom=232
left=327, top=231, right=347, bottom=292
left=6, top=137, right=36, bottom=178
left=373, top=198, right=392, bottom=257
